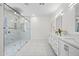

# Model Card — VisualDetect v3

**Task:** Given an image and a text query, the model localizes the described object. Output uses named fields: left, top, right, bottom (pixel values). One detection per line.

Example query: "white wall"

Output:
left=0, top=4, right=3, bottom=56
left=62, top=7, right=75, bottom=33
left=51, top=4, right=76, bottom=34
left=31, top=16, right=51, bottom=40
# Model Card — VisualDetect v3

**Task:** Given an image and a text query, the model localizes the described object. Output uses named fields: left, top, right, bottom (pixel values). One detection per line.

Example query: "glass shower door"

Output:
left=4, top=4, right=19, bottom=56
left=4, top=4, right=31, bottom=56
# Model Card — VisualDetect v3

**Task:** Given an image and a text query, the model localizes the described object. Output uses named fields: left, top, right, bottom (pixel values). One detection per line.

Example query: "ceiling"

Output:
left=7, top=3, right=62, bottom=17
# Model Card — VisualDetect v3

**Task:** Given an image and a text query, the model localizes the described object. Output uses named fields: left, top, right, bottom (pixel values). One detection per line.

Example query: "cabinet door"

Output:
left=51, top=36, right=59, bottom=55
left=69, top=45, right=79, bottom=56
left=59, top=40, right=79, bottom=56
left=58, top=40, right=69, bottom=56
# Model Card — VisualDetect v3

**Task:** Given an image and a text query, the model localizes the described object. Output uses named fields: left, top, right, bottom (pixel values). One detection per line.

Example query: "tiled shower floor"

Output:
left=5, top=40, right=28, bottom=56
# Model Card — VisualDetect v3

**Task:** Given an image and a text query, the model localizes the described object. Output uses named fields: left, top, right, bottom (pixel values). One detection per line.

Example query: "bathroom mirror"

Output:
left=75, top=3, right=79, bottom=32
left=56, top=14, right=62, bottom=30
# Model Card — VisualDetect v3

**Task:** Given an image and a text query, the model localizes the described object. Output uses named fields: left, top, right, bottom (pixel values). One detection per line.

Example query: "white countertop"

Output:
left=56, top=35, right=79, bottom=49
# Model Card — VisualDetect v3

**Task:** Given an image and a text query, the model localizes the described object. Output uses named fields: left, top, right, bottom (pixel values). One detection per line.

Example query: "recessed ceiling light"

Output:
left=39, top=3, right=45, bottom=5
left=32, top=14, right=36, bottom=16
left=24, top=3, right=29, bottom=5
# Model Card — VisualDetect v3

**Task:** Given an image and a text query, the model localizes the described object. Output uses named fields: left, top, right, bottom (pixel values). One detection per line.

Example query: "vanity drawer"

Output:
left=58, top=40, right=69, bottom=56
left=69, top=44, right=79, bottom=56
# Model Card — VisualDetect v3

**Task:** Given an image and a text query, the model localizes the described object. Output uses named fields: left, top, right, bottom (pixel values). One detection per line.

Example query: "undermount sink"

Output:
left=64, top=36, right=79, bottom=44
left=68, top=35, right=79, bottom=43
left=59, top=34, right=79, bottom=44
left=73, top=38, right=79, bottom=43
left=55, top=33, right=79, bottom=44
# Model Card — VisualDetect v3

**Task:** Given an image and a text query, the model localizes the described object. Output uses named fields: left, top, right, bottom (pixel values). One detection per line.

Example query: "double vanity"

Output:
left=49, top=33, right=79, bottom=56
left=49, top=3, right=79, bottom=56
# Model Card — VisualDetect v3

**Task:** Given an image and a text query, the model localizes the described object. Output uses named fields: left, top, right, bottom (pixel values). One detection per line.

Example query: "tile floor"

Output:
left=16, top=38, right=55, bottom=56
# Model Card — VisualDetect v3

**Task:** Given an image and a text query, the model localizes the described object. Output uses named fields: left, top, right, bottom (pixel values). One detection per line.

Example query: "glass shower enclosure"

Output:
left=3, top=3, right=31, bottom=56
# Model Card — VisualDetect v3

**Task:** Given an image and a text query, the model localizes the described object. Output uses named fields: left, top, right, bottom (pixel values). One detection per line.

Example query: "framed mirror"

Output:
left=75, top=3, right=79, bottom=32
left=56, top=14, right=62, bottom=30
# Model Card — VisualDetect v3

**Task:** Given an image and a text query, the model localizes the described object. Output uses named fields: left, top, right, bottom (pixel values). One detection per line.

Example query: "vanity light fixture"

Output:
left=55, top=10, right=63, bottom=18
left=55, top=14, right=59, bottom=18
left=14, top=12, right=16, bottom=14
left=68, top=3, right=77, bottom=8
left=21, top=13, right=24, bottom=16
left=25, top=20, right=27, bottom=22
left=61, top=12, right=64, bottom=16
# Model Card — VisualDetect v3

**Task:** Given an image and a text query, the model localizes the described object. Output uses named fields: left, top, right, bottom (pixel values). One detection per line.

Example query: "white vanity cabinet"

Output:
left=49, top=35, right=59, bottom=55
left=49, top=35, right=79, bottom=56
left=58, top=39, right=69, bottom=56
left=69, top=44, right=79, bottom=56
left=58, top=39, right=79, bottom=56
left=52, top=37, right=59, bottom=55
